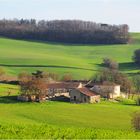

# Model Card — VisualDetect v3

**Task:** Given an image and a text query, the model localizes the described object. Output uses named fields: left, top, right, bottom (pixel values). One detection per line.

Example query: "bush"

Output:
left=135, top=96, right=140, bottom=106
left=133, top=49, right=140, bottom=65
left=116, top=97, right=136, bottom=105
left=132, top=112, right=140, bottom=131
left=121, top=99, right=135, bottom=105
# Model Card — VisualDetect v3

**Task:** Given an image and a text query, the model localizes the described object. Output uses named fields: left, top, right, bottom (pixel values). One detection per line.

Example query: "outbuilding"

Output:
left=91, top=84, right=121, bottom=99
left=70, top=87, right=100, bottom=103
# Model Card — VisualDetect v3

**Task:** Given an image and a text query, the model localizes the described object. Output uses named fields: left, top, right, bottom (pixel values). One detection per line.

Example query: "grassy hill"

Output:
left=0, top=84, right=140, bottom=139
left=0, top=33, right=140, bottom=79
left=1, top=35, right=140, bottom=139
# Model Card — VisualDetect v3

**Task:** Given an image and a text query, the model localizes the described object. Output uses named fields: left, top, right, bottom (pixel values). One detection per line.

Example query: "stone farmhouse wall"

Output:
left=91, top=85, right=121, bottom=99
left=70, top=89, right=100, bottom=103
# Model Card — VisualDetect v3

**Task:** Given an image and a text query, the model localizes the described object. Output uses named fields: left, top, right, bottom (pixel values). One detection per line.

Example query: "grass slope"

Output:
left=0, top=84, right=140, bottom=139
left=0, top=33, right=140, bottom=79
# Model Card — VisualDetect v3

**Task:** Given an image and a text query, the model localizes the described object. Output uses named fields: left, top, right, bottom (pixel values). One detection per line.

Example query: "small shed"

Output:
left=70, top=87, right=100, bottom=103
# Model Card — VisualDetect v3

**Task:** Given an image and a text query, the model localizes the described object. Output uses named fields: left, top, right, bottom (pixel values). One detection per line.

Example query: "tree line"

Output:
left=0, top=19, right=129, bottom=44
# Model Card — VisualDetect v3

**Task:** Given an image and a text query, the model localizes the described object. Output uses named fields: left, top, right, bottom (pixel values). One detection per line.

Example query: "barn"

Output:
left=70, top=87, right=100, bottom=103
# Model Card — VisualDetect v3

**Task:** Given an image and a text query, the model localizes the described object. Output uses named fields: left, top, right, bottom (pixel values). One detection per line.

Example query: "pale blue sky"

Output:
left=0, top=0, right=139, bottom=32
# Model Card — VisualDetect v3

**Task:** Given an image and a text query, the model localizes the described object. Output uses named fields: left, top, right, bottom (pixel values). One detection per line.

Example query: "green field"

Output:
left=1, top=34, right=140, bottom=138
left=0, top=84, right=140, bottom=139
left=0, top=33, right=140, bottom=79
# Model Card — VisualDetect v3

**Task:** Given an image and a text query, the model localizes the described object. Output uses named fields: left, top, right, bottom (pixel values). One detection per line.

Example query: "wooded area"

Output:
left=0, top=19, right=129, bottom=44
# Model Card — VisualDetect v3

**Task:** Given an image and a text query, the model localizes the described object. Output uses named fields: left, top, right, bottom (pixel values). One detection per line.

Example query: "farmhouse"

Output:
left=18, top=79, right=102, bottom=103
left=46, top=82, right=81, bottom=97
left=70, top=87, right=100, bottom=103
left=90, top=84, right=121, bottom=99
left=46, top=82, right=100, bottom=103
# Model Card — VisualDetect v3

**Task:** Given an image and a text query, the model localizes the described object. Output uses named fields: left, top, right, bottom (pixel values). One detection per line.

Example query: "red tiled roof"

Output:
left=46, top=82, right=80, bottom=89
left=93, top=84, right=120, bottom=87
left=77, top=87, right=97, bottom=97
left=86, top=83, right=120, bottom=88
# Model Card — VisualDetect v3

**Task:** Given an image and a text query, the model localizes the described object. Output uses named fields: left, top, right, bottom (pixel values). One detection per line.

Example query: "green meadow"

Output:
left=0, top=33, right=140, bottom=79
left=0, top=84, right=139, bottom=139
left=1, top=34, right=140, bottom=138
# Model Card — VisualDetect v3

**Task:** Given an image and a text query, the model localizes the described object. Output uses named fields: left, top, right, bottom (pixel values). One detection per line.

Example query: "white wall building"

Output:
left=91, top=84, right=121, bottom=99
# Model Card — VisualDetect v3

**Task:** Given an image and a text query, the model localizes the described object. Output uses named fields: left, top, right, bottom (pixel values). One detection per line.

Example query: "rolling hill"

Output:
left=0, top=33, right=140, bottom=79
left=0, top=84, right=139, bottom=139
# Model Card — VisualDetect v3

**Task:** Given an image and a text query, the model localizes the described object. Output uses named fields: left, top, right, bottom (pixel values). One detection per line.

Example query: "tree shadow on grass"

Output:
left=95, top=62, right=140, bottom=72
left=0, top=95, right=20, bottom=104
left=120, top=103, right=137, bottom=106
left=0, top=95, right=70, bottom=104
left=126, top=73, right=140, bottom=77
left=6, top=37, right=119, bottom=47
left=119, top=62, right=140, bottom=71
left=95, top=62, right=139, bottom=71
left=49, top=95, right=70, bottom=103
left=119, top=62, right=140, bottom=76
left=0, top=64, right=95, bottom=71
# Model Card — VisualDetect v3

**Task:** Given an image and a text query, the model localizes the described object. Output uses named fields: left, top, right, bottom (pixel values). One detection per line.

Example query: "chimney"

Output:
left=78, top=83, right=83, bottom=88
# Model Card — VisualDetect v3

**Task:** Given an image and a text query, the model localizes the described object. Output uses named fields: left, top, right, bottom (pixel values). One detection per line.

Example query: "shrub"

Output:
left=133, top=49, right=140, bottom=65
left=135, top=96, right=140, bottom=106
left=115, top=97, right=135, bottom=105
left=121, top=98, right=135, bottom=105
left=132, top=112, right=140, bottom=131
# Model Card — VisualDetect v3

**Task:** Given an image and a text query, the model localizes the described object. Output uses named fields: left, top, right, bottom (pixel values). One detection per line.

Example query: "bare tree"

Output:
left=93, top=68, right=132, bottom=94
left=62, top=74, right=73, bottom=81
left=0, top=19, right=129, bottom=44
left=18, top=72, right=48, bottom=102
left=132, top=75, right=140, bottom=94
left=103, top=58, right=119, bottom=70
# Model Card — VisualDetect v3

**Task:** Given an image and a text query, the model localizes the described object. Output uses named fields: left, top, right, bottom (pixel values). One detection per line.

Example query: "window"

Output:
left=84, top=97, right=86, bottom=102
left=74, top=96, right=76, bottom=101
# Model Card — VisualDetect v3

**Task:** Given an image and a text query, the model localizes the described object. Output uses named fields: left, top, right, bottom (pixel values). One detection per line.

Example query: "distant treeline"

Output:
left=0, top=19, right=129, bottom=44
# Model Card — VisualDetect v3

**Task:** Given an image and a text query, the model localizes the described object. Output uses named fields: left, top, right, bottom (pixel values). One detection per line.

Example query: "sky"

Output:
left=0, top=0, right=139, bottom=32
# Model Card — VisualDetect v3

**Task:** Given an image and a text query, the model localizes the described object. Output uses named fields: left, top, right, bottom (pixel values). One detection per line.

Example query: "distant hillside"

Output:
left=130, top=33, right=140, bottom=44
left=0, top=33, right=139, bottom=79
left=0, top=19, right=129, bottom=44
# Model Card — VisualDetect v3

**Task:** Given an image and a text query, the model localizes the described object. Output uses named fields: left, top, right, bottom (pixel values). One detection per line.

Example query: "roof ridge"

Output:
left=76, top=87, right=97, bottom=97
